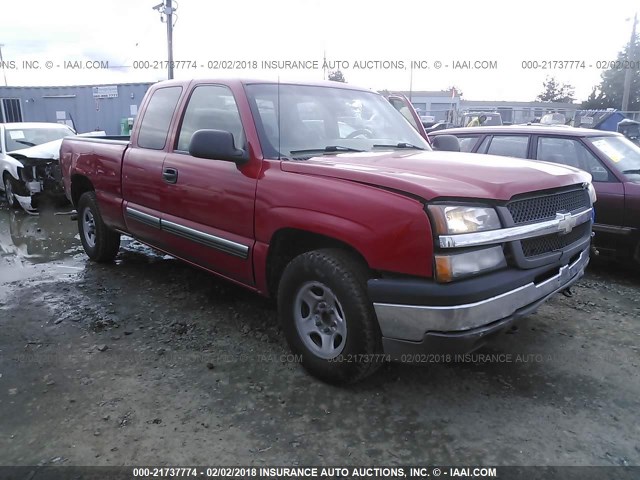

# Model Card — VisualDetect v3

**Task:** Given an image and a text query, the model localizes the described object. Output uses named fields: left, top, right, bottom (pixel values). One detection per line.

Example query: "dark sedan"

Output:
left=430, top=125, right=640, bottom=264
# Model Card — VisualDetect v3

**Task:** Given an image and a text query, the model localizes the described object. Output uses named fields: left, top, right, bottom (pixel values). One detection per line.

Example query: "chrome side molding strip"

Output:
left=125, top=207, right=249, bottom=259
left=125, top=206, right=161, bottom=229
left=161, top=220, right=249, bottom=259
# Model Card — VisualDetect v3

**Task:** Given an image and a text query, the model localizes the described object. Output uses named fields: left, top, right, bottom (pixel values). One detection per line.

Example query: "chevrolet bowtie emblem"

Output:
left=556, top=212, right=576, bottom=235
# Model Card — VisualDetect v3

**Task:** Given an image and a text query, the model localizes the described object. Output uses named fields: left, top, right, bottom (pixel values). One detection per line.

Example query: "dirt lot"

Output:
left=1, top=204, right=639, bottom=467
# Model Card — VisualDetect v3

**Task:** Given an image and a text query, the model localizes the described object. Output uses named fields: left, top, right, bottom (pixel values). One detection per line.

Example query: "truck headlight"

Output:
left=435, top=246, right=507, bottom=283
left=428, top=205, right=501, bottom=235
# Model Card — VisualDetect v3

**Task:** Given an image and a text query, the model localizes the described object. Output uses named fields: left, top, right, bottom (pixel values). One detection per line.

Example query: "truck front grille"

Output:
left=506, top=186, right=592, bottom=260
left=521, top=222, right=590, bottom=257
left=507, top=188, right=590, bottom=225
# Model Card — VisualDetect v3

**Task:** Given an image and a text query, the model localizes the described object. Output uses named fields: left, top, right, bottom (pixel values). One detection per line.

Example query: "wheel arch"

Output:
left=1, top=156, right=22, bottom=182
left=265, top=227, right=372, bottom=298
left=70, top=174, right=95, bottom=207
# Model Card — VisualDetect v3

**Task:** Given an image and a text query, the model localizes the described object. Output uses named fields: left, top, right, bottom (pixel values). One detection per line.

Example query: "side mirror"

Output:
left=431, top=134, right=460, bottom=152
left=188, top=129, right=249, bottom=164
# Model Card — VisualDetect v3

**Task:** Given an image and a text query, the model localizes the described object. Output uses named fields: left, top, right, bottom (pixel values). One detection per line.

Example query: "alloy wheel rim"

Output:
left=293, top=281, right=347, bottom=359
left=82, top=208, right=97, bottom=248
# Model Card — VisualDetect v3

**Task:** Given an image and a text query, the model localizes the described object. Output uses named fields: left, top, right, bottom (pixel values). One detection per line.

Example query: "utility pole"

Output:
left=0, top=44, right=8, bottom=86
left=622, top=13, right=637, bottom=112
left=166, top=0, right=174, bottom=80
left=152, top=1, right=175, bottom=80
left=322, top=49, right=326, bottom=80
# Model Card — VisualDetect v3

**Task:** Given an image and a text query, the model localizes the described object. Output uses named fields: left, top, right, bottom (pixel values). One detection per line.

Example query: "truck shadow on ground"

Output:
left=81, top=239, right=636, bottom=397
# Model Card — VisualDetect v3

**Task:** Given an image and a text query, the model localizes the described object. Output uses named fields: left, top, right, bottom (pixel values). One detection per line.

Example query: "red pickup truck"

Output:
left=60, top=79, right=595, bottom=383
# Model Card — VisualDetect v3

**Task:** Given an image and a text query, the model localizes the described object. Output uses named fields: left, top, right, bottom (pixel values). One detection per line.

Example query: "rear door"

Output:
left=122, top=85, right=183, bottom=247
left=159, top=84, right=258, bottom=285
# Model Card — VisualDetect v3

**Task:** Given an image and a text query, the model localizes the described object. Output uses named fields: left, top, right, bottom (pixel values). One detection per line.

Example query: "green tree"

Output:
left=536, top=76, right=575, bottom=103
left=583, top=35, right=640, bottom=110
left=328, top=70, right=346, bottom=82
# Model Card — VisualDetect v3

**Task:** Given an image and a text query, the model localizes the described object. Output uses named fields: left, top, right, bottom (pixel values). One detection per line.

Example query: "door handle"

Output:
left=162, top=167, right=178, bottom=184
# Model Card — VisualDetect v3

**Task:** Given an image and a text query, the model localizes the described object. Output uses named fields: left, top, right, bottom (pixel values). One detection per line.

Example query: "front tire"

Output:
left=3, top=174, right=20, bottom=208
left=77, top=192, right=121, bottom=262
left=278, top=249, right=383, bottom=384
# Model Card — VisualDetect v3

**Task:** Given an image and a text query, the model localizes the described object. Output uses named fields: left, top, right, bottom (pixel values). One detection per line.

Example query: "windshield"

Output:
left=588, top=135, right=640, bottom=180
left=245, top=84, right=430, bottom=159
left=4, top=126, right=75, bottom=152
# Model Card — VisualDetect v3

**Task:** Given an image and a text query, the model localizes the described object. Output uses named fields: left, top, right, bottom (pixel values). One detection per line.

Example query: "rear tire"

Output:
left=3, top=173, right=20, bottom=208
left=77, top=191, right=121, bottom=262
left=278, top=248, right=384, bottom=384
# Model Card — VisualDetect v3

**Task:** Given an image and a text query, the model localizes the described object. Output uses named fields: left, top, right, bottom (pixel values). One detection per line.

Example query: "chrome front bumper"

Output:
left=374, top=249, right=589, bottom=342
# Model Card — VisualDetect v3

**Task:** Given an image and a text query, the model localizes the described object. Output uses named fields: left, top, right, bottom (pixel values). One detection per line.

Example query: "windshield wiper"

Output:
left=372, top=142, right=425, bottom=150
left=622, top=169, right=640, bottom=175
left=289, top=146, right=364, bottom=155
left=14, top=140, right=37, bottom=147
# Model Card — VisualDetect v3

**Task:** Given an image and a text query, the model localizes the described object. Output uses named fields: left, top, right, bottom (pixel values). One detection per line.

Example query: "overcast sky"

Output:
left=0, top=0, right=637, bottom=102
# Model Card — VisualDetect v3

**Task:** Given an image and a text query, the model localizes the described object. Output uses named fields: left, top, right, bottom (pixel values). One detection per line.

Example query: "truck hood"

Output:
left=280, top=151, right=591, bottom=201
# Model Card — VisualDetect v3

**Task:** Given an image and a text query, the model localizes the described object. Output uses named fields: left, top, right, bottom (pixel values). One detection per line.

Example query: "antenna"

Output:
left=277, top=76, right=281, bottom=160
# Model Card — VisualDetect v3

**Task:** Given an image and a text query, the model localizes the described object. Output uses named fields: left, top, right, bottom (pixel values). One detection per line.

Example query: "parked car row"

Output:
left=429, top=125, right=640, bottom=265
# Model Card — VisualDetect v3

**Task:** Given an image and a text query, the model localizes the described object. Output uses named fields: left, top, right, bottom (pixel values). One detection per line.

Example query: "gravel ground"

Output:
left=0, top=205, right=639, bottom=467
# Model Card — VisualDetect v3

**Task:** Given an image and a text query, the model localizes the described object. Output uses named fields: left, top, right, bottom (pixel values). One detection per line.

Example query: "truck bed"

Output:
left=65, top=135, right=131, bottom=144
left=60, top=136, right=130, bottom=231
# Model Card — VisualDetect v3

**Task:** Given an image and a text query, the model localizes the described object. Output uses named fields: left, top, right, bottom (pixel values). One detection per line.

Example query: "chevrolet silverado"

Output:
left=60, top=79, right=595, bottom=383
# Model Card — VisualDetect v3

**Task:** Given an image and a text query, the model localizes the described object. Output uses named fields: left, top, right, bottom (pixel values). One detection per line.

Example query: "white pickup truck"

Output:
left=0, top=122, right=77, bottom=212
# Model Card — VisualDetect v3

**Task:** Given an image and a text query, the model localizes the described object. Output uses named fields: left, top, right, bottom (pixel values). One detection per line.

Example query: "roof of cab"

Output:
left=150, top=78, right=375, bottom=92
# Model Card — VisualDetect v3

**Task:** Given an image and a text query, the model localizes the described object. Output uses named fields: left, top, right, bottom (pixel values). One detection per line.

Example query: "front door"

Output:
left=160, top=84, right=258, bottom=285
left=533, top=135, right=624, bottom=227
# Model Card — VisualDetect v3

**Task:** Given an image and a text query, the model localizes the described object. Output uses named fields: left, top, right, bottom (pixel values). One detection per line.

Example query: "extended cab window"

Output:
left=176, top=85, right=245, bottom=152
left=486, top=135, right=529, bottom=158
left=537, top=137, right=612, bottom=181
left=137, top=87, right=182, bottom=150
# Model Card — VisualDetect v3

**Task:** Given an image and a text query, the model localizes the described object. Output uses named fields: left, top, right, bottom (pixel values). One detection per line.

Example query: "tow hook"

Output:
left=562, top=287, right=573, bottom=298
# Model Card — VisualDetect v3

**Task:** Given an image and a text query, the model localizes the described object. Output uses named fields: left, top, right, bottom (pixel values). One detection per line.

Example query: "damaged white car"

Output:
left=1, top=123, right=78, bottom=213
